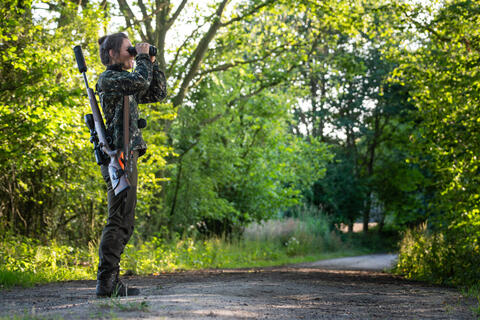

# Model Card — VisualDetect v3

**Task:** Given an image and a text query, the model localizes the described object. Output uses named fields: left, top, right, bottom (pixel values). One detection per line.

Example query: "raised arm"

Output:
left=98, top=54, right=154, bottom=95
left=136, top=60, right=167, bottom=104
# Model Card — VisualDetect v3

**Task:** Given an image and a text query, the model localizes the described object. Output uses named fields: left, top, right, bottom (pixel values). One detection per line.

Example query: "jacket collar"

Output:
left=107, top=64, right=124, bottom=71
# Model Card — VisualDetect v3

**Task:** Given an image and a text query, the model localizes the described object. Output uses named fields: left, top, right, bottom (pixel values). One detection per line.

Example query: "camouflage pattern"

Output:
left=96, top=53, right=167, bottom=156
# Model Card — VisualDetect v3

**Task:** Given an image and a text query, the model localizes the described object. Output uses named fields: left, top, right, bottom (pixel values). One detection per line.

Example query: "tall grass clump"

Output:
left=243, top=204, right=344, bottom=256
left=0, top=234, right=96, bottom=288
left=120, top=234, right=287, bottom=273
left=395, top=224, right=480, bottom=316
left=395, top=224, right=480, bottom=287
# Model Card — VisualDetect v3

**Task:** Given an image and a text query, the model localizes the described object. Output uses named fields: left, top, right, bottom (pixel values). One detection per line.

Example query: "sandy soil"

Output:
left=0, top=255, right=477, bottom=319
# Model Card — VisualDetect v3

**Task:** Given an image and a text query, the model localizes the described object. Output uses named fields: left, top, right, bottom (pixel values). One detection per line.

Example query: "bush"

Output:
left=0, top=234, right=96, bottom=288
left=395, top=224, right=480, bottom=288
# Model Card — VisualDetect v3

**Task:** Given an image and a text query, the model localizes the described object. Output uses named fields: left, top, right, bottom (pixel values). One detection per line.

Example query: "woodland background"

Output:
left=1, top=0, right=479, bottom=289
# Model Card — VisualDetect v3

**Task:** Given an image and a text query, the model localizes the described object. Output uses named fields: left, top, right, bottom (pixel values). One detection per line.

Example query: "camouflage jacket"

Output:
left=96, top=53, right=167, bottom=156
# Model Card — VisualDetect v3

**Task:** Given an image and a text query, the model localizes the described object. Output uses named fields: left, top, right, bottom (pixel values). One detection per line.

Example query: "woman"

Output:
left=95, top=32, right=166, bottom=297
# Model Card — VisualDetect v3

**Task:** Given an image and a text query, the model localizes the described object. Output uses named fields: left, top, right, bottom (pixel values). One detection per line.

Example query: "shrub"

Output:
left=395, top=224, right=480, bottom=287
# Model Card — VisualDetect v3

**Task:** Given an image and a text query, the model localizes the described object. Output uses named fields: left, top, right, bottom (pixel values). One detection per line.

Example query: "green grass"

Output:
left=0, top=213, right=397, bottom=289
left=0, top=235, right=97, bottom=289
left=0, top=269, right=38, bottom=288
left=461, top=284, right=480, bottom=317
left=119, top=213, right=387, bottom=275
left=97, top=298, right=150, bottom=312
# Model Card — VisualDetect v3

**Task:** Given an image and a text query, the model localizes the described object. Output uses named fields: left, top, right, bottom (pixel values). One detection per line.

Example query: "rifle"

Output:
left=73, top=45, right=130, bottom=196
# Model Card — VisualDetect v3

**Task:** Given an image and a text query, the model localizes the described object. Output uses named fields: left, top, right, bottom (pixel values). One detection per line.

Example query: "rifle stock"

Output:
left=73, top=45, right=130, bottom=196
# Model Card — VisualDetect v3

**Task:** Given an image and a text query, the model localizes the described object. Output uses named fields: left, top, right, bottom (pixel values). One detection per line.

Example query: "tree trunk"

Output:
left=363, top=193, right=371, bottom=233
left=378, top=212, right=385, bottom=233
left=363, top=113, right=381, bottom=233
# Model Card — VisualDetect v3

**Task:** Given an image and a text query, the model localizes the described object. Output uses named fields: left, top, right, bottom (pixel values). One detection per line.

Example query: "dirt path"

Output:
left=0, top=255, right=477, bottom=319
left=294, top=254, right=399, bottom=271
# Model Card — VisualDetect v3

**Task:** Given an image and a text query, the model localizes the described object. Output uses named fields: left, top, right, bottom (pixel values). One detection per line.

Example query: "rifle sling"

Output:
left=123, top=95, right=129, bottom=169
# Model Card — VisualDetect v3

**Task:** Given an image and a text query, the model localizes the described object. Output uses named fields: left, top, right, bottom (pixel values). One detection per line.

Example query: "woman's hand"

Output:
left=135, top=43, right=150, bottom=55
left=135, top=43, right=155, bottom=63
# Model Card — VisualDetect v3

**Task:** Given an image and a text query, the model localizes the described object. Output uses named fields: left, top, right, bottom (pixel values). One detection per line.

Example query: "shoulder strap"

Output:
left=123, top=95, right=130, bottom=164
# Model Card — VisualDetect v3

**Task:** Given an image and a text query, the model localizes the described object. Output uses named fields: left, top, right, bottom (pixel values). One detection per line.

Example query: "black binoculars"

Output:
left=127, top=45, right=157, bottom=57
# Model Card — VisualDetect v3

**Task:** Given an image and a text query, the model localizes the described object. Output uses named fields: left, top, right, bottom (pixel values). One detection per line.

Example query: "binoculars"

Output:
left=127, top=45, right=157, bottom=57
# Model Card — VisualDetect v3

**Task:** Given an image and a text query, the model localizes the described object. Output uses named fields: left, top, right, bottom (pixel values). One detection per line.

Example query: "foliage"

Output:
left=0, top=233, right=96, bottom=288
left=391, top=0, right=480, bottom=288
left=370, top=117, right=429, bottom=228
left=289, top=0, right=424, bottom=232
left=0, top=0, right=109, bottom=243
left=395, top=226, right=480, bottom=287
left=164, top=65, right=332, bottom=235
left=311, top=151, right=367, bottom=229
left=0, top=0, right=334, bottom=243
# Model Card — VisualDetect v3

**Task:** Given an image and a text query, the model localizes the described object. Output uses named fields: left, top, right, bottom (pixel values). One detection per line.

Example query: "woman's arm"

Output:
left=98, top=54, right=154, bottom=95
left=136, top=60, right=167, bottom=104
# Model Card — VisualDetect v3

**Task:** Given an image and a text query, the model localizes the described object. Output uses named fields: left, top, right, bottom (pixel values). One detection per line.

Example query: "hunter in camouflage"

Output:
left=97, top=52, right=166, bottom=156
left=94, top=33, right=166, bottom=297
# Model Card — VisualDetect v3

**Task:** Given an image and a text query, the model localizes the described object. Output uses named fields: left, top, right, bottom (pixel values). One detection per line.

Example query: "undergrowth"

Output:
left=0, top=235, right=96, bottom=288
left=394, top=225, right=480, bottom=317
left=1, top=209, right=395, bottom=289
left=394, top=225, right=480, bottom=287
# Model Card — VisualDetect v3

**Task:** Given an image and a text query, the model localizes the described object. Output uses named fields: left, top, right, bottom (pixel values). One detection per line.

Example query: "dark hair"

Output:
left=98, top=32, right=128, bottom=66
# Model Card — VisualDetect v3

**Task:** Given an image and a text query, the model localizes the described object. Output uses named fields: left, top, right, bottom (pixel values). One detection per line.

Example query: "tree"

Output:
left=162, top=65, right=332, bottom=235
left=0, top=0, right=110, bottom=242
left=393, top=0, right=480, bottom=286
left=290, top=0, right=424, bottom=233
left=108, top=0, right=336, bottom=235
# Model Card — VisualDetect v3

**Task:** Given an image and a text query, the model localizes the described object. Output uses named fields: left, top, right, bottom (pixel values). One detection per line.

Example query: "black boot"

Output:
left=96, top=269, right=140, bottom=297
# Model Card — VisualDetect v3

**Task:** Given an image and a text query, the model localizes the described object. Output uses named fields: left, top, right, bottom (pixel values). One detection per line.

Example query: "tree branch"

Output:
left=168, top=12, right=215, bottom=78
left=166, top=0, right=188, bottom=30
left=116, top=0, right=147, bottom=40
left=220, top=0, right=275, bottom=27
left=133, top=1, right=168, bottom=25
left=241, top=127, right=262, bottom=159
left=198, top=44, right=287, bottom=76
left=171, top=0, right=230, bottom=108
left=137, top=0, right=154, bottom=41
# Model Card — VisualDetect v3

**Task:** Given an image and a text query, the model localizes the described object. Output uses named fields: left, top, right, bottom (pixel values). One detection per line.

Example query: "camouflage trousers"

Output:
left=97, top=151, right=138, bottom=280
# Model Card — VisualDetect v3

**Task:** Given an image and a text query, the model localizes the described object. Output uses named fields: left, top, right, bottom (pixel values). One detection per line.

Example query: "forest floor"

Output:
left=0, top=254, right=477, bottom=320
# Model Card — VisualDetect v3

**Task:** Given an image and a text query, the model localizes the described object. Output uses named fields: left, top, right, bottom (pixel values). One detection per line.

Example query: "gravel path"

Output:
left=295, top=254, right=399, bottom=271
left=0, top=254, right=477, bottom=319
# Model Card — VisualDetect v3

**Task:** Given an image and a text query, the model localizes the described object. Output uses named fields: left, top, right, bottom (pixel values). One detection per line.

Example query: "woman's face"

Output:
left=110, top=38, right=134, bottom=70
